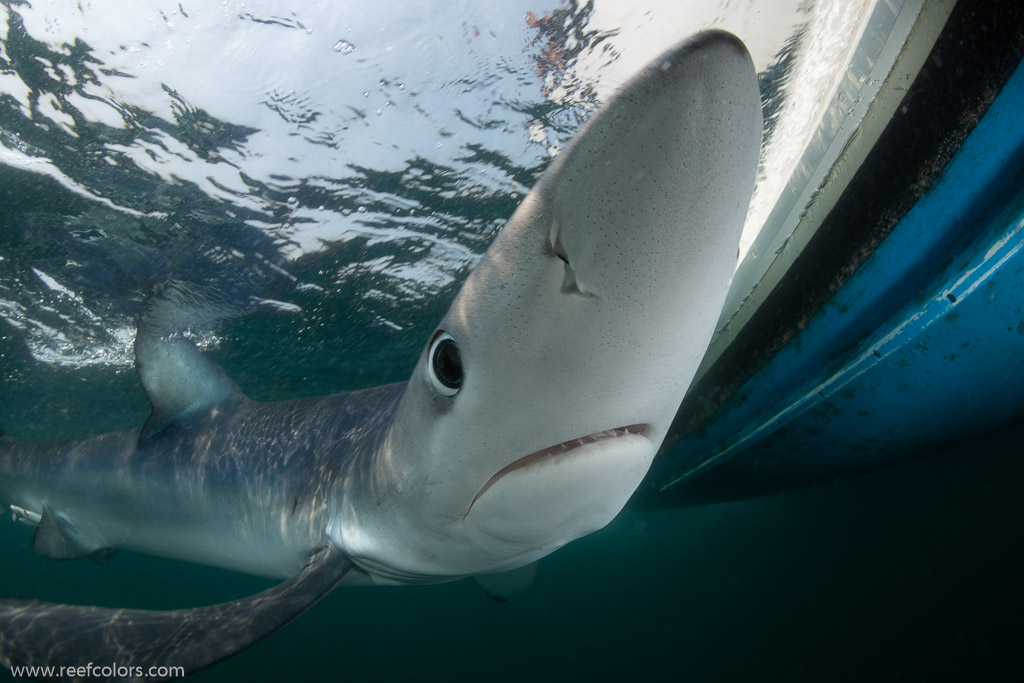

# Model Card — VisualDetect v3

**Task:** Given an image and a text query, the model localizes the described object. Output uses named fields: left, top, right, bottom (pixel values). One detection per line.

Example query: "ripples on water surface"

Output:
left=0, top=0, right=842, bottom=421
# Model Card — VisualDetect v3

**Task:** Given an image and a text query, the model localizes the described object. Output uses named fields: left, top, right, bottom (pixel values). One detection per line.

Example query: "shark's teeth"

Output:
left=467, top=424, right=651, bottom=515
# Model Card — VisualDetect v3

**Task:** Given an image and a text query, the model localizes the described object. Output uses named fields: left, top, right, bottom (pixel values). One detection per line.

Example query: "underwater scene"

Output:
left=1, top=1, right=1021, bottom=681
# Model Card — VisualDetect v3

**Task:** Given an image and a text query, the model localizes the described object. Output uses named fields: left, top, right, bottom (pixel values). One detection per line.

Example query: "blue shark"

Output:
left=0, top=31, right=761, bottom=679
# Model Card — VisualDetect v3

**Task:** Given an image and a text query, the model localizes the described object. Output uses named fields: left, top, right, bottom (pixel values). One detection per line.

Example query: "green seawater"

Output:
left=1, top=400, right=1021, bottom=682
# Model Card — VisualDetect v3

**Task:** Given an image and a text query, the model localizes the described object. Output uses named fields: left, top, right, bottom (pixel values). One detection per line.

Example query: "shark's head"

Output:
left=332, top=31, right=762, bottom=583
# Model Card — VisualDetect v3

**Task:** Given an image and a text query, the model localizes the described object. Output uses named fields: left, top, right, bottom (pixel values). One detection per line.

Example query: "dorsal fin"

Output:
left=135, top=331, right=245, bottom=441
left=135, top=281, right=247, bottom=441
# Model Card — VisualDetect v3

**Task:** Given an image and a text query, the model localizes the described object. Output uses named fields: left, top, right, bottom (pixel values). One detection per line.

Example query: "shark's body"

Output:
left=0, top=386, right=400, bottom=581
left=0, top=31, right=762, bottom=680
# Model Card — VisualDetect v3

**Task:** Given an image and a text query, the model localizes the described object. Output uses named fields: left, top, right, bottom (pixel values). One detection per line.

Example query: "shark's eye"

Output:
left=427, top=331, right=463, bottom=396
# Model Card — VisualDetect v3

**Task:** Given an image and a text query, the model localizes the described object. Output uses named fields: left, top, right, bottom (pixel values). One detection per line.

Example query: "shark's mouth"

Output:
left=467, top=423, right=651, bottom=515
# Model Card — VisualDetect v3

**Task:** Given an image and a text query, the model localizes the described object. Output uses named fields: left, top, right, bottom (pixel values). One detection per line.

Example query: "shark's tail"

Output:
left=0, top=427, right=11, bottom=525
left=0, top=426, right=14, bottom=508
left=0, top=428, right=31, bottom=523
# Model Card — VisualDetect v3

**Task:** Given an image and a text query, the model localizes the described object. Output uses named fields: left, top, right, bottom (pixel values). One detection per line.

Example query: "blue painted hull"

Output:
left=652, top=37, right=1024, bottom=503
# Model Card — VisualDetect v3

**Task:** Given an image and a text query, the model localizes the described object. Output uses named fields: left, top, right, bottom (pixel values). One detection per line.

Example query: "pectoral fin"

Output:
left=473, top=561, right=538, bottom=602
left=0, top=545, right=351, bottom=681
left=31, top=506, right=103, bottom=561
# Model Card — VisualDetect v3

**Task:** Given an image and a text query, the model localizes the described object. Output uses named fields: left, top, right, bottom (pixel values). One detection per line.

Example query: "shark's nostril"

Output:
left=555, top=248, right=596, bottom=298
left=560, top=259, right=594, bottom=298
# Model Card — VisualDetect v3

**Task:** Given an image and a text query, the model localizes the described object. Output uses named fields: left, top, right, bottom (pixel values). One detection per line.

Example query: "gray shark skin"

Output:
left=0, top=31, right=761, bottom=681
